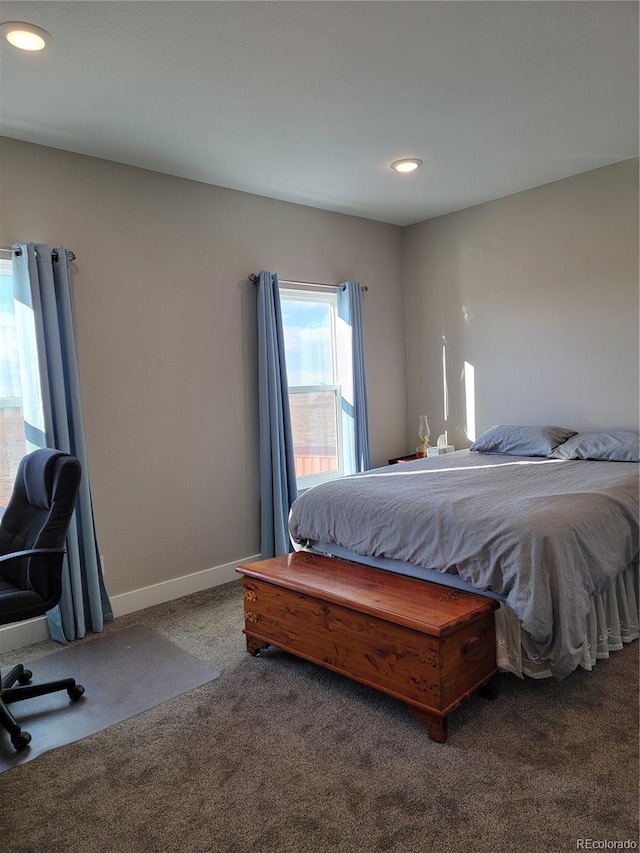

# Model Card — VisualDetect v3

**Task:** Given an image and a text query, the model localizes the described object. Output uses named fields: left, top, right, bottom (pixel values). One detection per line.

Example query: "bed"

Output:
left=288, top=426, right=640, bottom=680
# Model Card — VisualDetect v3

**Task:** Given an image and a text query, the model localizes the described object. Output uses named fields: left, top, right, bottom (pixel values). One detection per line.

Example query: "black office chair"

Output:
left=0, top=449, right=83, bottom=751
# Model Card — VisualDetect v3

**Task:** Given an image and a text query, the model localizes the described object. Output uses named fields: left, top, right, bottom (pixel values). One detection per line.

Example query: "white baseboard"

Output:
left=0, top=617, right=48, bottom=653
left=0, top=553, right=260, bottom=654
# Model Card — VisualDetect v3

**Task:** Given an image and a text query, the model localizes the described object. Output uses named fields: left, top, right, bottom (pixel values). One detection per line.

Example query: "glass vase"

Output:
left=418, top=415, right=430, bottom=455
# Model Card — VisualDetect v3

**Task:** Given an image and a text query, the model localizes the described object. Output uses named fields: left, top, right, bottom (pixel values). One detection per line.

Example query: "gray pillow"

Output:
left=470, top=425, right=578, bottom=457
left=553, top=429, right=640, bottom=462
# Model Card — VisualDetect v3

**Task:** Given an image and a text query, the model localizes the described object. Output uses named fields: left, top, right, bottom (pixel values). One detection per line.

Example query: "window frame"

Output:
left=0, top=254, right=27, bottom=507
left=279, top=284, right=346, bottom=490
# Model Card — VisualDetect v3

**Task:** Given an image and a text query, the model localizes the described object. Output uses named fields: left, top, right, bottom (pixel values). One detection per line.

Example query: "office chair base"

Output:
left=1, top=664, right=34, bottom=689
left=0, top=699, right=32, bottom=751
left=1, top=663, right=85, bottom=751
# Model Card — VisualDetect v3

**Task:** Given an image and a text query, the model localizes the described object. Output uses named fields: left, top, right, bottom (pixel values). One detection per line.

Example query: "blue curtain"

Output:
left=256, top=271, right=298, bottom=557
left=338, top=282, right=371, bottom=472
left=12, top=242, right=113, bottom=642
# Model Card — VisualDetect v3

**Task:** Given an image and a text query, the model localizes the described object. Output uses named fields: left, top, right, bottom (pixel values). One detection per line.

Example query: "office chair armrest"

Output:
left=0, top=548, right=66, bottom=603
left=0, top=547, right=66, bottom=566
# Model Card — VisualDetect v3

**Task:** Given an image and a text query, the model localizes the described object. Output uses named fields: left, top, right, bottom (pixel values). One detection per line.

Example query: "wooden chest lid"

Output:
left=237, top=552, right=498, bottom=637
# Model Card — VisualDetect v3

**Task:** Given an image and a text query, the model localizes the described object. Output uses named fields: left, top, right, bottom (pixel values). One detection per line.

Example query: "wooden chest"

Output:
left=237, top=552, right=499, bottom=742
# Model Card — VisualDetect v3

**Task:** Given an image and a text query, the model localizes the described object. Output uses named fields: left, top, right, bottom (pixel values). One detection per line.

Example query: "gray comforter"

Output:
left=288, top=451, right=639, bottom=678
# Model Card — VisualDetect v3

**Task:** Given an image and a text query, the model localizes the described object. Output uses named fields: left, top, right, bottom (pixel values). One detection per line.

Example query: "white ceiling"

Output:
left=0, top=1, right=637, bottom=226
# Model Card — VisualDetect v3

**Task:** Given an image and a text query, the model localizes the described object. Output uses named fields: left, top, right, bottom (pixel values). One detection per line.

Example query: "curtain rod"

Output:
left=248, top=273, right=367, bottom=292
left=0, top=245, right=76, bottom=261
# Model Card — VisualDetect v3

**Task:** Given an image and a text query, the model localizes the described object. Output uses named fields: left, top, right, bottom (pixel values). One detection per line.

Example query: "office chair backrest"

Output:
left=0, top=449, right=82, bottom=604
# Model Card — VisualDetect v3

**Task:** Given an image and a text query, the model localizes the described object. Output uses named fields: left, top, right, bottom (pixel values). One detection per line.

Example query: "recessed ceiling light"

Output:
left=390, top=158, right=423, bottom=174
left=1, top=21, right=53, bottom=51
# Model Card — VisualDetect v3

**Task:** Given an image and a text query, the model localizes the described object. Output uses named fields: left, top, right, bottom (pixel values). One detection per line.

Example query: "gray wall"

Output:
left=0, top=138, right=406, bottom=597
left=403, top=159, right=639, bottom=449
left=1, top=139, right=638, bottom=603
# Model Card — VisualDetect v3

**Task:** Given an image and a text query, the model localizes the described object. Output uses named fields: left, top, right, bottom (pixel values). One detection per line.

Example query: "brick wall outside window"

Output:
left=0, top=405, right=25, bottom=507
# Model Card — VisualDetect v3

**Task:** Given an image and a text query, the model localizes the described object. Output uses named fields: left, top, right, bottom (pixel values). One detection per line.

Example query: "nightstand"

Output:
left=388, top=453, right=420, bottom=465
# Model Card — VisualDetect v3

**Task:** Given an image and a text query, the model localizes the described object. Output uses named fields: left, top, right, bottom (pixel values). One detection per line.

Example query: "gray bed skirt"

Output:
left=301, top=542, right=639, bottom=680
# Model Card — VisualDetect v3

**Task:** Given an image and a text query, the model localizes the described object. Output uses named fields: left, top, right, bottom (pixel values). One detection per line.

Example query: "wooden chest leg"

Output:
left=477, top=675, right=499, bottom=700
left=245, top=634, right=270, bottom=656
left=407, top=705, right=448, bottom=743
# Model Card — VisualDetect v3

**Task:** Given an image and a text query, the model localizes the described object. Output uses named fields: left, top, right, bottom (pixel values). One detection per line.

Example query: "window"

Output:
left=0, top=256, right=26, bottom=506
left=280, top=285, right=350, bottom=489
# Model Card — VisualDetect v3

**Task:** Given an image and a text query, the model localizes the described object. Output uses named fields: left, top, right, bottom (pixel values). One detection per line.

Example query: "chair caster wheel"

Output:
left=68, top=684, right=85, bottom=701
left=17, top=669, right=32, bottom=685
left=11, top=731, right=32, bottom=752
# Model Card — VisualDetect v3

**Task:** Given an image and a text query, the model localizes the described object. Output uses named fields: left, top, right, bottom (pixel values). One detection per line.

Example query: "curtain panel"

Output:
left=338, top=281, right=371, bottom=473
left=256, top=271, right=298, bottom=558
left=12, top=242, right=113, bottom=642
